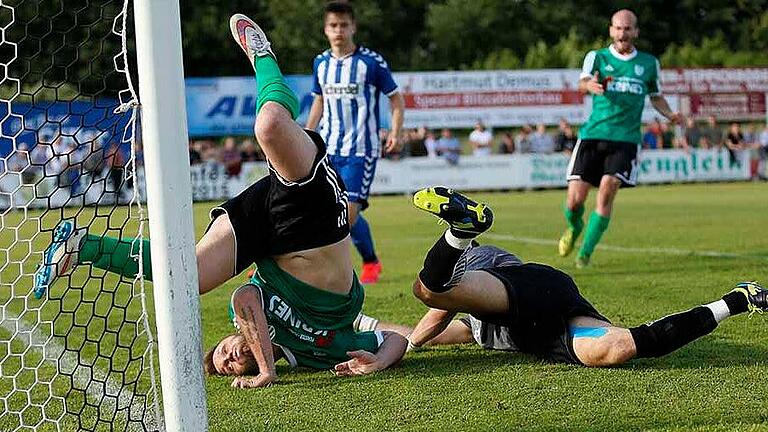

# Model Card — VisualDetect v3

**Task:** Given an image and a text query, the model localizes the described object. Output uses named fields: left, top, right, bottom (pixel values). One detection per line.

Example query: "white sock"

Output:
left=444, top=230, right=473, bottom=250
left=704, top=300, right=731, bottom=323
left=353, top=313, right=379, bottom=332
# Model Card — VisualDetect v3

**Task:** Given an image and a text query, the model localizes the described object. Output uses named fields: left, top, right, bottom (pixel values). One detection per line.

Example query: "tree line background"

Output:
left=3, top=0, right=767, bottom=100
left=181, top=0, right=768, bottom=76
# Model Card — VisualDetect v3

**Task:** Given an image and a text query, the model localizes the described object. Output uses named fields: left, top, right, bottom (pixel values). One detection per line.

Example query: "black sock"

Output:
left=418, top=235, right=465, bottom=293
left=721, top=291, right=749, bottom=315
left=629, top=306, right=718, bottom=358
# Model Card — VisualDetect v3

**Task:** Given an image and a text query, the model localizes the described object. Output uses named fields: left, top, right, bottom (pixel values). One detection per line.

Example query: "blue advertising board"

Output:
left=184, top=75, right=392, bottom=137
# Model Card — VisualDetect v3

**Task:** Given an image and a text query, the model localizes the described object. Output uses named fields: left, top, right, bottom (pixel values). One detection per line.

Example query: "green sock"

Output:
left=254, top=55, right=299, bottom=119
left=564, top=204, right=585, bottom=237
left=578, top=211, right=611, bottom=258
left=79, top=234, right=153, bottom=281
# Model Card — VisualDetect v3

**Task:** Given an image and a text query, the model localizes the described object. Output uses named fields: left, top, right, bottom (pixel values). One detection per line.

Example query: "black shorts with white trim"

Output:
left=566, top=138, right=639, bottom=188
left=208, top=129, right=350, bottom=274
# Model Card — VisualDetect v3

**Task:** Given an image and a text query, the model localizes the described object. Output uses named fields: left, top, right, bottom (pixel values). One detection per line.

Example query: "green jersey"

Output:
left=578, top=45, right=661, bottom=145
left=228, top=258, right=382, bottom=370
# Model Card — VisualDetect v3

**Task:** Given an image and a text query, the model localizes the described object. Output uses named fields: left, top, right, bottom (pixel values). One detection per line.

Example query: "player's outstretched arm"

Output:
left=407, top=308, right=457, bottom=350
left=333, top=331, right=407, bottom=377
left=650, top=95, right=682, bottom=124
left=231, top=286, right=278, bottom=388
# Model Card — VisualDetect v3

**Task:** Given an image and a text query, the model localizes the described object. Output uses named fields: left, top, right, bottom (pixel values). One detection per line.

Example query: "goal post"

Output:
left=0, top=0, right=208, bottom=430
left=133, top=0, right=208, bottom=431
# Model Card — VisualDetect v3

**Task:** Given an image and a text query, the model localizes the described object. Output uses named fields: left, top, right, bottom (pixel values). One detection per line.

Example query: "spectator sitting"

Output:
left=221, top=137, right=243, bottom=177
left=469, top=120, right=493, bottom=156
left=700, top=115, right=722, bottom=149
left=683, top=117, right=701, bottom=149
left=759, top=124, right=768, bottom=180
left=642, top=124, right=658, bottom=149
left=424, top=130, right=438, bottom=158
left=436, top=128, right=460, bottom=165
left=744, top=124, right=762, bottom=180
left=514, top=124, right=532, bottom=153
left=660, top=121, right=677, bottom=149
left=725, top=122, right=745, bottom=166
left=530, top=123, right=555, bottom=154
left=498, top=132, right=515, bottom=154
left=240, top=138, right=264, bottom=162
left=201, top=139, right=220, bottom=163
left=406, top=127, right=428, bottom=157
left=555, top=119, right=577, bottom=154
left=189, top=140, right=202, bottom=165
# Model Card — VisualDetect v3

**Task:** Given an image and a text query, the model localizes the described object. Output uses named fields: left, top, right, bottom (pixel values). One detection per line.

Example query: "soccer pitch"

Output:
left=2, top=181, right=767, bottom=431
left=200, top=181, right=768, bottom=431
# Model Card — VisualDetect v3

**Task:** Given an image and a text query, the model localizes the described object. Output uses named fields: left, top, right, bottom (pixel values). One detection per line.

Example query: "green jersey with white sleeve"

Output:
left=578, top=45, right=662, bottom=145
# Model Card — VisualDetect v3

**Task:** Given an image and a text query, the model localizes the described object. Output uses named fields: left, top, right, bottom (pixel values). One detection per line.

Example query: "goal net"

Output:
left=0, top=1, right=161, bottom=430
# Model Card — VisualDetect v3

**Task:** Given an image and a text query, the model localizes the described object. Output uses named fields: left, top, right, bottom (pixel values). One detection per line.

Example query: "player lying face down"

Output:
left=406, top=187, right=767, bottom=367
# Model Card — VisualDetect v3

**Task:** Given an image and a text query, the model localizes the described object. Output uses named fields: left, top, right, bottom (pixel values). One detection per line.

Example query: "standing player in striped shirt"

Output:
left=306, top=2, right=405, bottom=284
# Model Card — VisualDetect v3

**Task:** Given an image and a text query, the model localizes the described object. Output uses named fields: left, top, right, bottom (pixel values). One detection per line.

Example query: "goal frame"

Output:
left=133, top=1, right=208, bottom=430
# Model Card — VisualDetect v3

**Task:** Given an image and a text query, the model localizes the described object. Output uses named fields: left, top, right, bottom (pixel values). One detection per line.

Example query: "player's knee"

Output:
left=577, top=333, right=635, bottom=367
left=348, top=204, right=360, bottom=225
left=412, top=278, right=436, bottom=306
left=254, top=105, right=284, bottom=145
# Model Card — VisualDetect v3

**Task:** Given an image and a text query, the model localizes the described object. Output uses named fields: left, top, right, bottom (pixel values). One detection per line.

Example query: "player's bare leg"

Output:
left=576, top=175, right=620, bottom=267
left=196, top=214, right=238, bottom=295
left=230, top=14, right=353, bottom=294
left=571, top=282, right=768, bottom=367
left=559, top=179, right=590, bottom=257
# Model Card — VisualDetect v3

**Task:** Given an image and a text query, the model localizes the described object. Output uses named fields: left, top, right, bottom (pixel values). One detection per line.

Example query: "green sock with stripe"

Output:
left=254, top=55, right=299, bottom=119
left=79, top=234, right=153, bottom=281
left=578, top=211, right=610, bottom=259
left=564, top=204, right=585, bottom=238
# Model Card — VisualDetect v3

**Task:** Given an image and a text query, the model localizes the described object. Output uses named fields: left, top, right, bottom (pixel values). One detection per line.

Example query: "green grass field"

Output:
left=2, top=182, right=768, bottom=431
left=199, top=182, right=768, bottom=432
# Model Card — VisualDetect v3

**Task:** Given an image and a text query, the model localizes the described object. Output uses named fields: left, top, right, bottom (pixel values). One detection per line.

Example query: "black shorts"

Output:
left=566, top=138, right=639, bottom=188
left=480, top=263, right=609, bottom=365
left=208, top=130, right=349, bottom=274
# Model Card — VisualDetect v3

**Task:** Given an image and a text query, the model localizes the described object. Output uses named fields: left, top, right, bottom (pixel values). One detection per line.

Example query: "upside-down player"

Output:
left=408, top=187, right=767, bottom=367
left=33, top=14, right=407, bottom=388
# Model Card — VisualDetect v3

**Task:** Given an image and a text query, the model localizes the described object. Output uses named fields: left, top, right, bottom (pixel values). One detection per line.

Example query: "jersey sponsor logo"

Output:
left=634, top=65, right=644, bottom=76
left=606, top=77, right=644, bottom=95
left=323, top=82, right=360, bottom=98
left=268, top=294, right=330, bottom=341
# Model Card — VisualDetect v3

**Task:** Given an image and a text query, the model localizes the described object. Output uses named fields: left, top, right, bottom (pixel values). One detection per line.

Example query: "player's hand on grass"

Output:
left=231, top=373, right=277, bottom=389
left=333, top=350, right=382, bottom=376
left=585, top=71, right=605, bottom=95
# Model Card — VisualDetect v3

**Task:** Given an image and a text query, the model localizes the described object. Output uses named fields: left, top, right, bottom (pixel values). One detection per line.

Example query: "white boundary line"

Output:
left=484, top=233, right=768, bottom=261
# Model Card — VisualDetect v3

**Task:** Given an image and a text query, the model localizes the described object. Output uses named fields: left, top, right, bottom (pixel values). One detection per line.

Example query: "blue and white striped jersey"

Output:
left=312, top=46, right=398, bottom=158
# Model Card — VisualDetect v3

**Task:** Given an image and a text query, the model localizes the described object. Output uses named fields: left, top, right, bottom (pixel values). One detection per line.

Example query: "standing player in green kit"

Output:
left=559, top=9, right=681, bottom=267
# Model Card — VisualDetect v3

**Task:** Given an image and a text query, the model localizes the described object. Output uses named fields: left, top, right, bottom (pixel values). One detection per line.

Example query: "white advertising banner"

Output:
left=394, top=69, right=586, bottom=129
left=392, top=69, right=698, bottom=129
left=0, top=150, right=749, bottom=210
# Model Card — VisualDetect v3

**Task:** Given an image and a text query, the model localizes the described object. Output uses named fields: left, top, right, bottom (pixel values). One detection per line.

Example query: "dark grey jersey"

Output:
left=459, top=245, right=522, bottom=351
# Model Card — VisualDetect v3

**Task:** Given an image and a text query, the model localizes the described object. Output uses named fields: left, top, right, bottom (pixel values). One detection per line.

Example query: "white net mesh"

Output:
left=0, top=0, right=161, bottom=430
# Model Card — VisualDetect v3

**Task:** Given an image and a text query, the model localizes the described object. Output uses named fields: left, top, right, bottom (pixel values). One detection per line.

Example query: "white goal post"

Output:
left=133, top=0, right=208, bottom=431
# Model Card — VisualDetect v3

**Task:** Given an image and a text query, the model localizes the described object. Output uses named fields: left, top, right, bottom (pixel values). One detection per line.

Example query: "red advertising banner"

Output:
left=689, top=92, right=766, bottom=120
left=403, top=90, right=584, bottom=109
